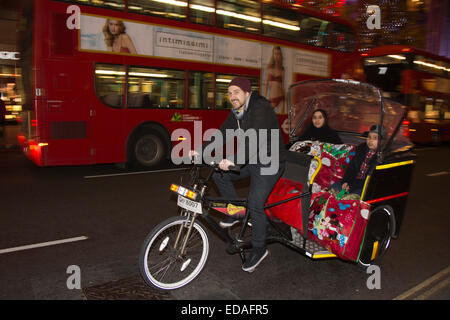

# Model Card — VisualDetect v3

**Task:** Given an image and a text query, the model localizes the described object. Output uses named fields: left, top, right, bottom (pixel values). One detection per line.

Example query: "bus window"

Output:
left=331, top=24, right=356, bottom=52
left=57, top=0, right=124, bottom=10
left=127, top=0, right=187, bottom=20
left=215, top=74, right=259, bottom=110
left=189, top=71, right=214, bottom=109
left=262, top=3, right=300, bottom=42
left=414, top=55, right=450, bottom=76
left=128, top=67, right=184, bottom=109
left=298, top=15, right=356, bottom=52
left=189, top=0, right=215, bottom=25
left=216, top=0, right=260, bottom=34
left=298, top=15, right=323, bottom=47
left=95, top=64, right=125, bottom=108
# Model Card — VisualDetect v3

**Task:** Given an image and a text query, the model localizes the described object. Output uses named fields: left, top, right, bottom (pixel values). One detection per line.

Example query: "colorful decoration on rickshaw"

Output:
left=290, top=141, right=356, bottom=194
left=309, top=191, right=371, bottom=262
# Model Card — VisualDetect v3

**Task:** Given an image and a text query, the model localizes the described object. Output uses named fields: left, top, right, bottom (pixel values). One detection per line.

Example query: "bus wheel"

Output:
left=131, top=131, right=166, bottom=168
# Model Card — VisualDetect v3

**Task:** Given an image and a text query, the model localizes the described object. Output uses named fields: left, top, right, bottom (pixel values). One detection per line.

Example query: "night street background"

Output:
left=1, top=143, right=449, bottom=300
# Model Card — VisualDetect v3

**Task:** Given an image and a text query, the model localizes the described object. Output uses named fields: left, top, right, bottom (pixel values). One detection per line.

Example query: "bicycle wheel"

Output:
left=139, top=216, right=209, bottom=290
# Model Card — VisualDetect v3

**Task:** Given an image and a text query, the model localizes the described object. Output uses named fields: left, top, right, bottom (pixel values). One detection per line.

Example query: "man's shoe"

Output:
left=242, top=248, right=269, bottom=273
left=219, top=216, right=240, bottom=228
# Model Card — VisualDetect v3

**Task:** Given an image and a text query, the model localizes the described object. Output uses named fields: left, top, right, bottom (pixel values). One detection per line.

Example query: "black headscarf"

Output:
left=297, top=109, right=342, bottom=144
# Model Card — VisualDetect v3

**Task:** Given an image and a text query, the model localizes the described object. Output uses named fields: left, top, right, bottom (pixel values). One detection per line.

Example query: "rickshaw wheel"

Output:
left=359, top=206, right=396, bottom=266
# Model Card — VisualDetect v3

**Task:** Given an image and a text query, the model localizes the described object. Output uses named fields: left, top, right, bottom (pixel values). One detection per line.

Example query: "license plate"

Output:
left=177, top=195, right=202, bottom=214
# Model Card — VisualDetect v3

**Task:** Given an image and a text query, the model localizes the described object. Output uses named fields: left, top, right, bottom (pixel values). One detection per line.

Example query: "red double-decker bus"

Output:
left=362, top=45, right=450, bottom=144
left=17, top=0, right=361, bottom=167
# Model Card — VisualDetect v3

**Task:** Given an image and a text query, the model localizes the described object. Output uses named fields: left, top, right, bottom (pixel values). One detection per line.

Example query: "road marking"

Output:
left=84, top=167, right=189, bottom=179
left=393, top=266, right=450, bottom=300
left=414, top=277, right=450, bottom=300
left=426, top=171, right=449, bottom=177
left=0, top=236, right=89, bottom=254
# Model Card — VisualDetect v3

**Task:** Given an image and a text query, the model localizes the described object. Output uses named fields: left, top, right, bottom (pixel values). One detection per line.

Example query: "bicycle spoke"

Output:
left=140, top=217, right=209, bottom=290
left=148, top=256, right=173, bottom=273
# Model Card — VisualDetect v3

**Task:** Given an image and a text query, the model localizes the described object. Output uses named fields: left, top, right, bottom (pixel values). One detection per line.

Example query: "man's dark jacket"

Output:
left=203, top=91, right=287, bottom=168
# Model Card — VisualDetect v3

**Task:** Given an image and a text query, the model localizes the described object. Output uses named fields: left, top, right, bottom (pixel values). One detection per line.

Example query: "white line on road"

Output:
left=414, top=277, right=450, bottom=300
left=84, top=167, right=189, bottom=179
left=426, top=171, right=449, bottom=177
left=0, top=236, right=89, bottom=254
left=393, top=266, right=450, bottom=300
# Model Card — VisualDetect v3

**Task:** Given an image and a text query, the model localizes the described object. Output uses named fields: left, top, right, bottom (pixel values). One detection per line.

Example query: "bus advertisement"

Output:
left=17, top=0, right=362, bottom=167
left=363, top=45, right=450, bottom=144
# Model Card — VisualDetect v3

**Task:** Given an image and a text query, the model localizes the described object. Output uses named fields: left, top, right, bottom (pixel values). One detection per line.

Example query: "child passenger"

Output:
left=330, top=125, right=386, bottom=196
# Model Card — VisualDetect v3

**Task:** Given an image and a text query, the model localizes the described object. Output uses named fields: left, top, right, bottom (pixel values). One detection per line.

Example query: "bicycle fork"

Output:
left=173, top=210, right=198, bottom=256
left=173, top=184, right=206, bottom=256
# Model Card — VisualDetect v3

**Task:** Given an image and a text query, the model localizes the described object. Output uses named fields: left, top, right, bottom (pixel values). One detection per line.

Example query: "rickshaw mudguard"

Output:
left=361, top=153, right=416, bottom=238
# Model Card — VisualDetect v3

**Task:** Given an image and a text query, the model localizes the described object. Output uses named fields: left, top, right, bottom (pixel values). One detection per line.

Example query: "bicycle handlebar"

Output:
left=187, top=155, right=241, bottom=173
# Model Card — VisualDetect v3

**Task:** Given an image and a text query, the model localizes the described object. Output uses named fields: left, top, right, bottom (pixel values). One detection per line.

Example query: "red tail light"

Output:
left=402, top=120, right=410, bottom=138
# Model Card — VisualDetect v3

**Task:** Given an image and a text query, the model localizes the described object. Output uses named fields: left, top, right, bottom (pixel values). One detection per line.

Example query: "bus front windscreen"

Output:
left=363, top=57, right=406, bottom=104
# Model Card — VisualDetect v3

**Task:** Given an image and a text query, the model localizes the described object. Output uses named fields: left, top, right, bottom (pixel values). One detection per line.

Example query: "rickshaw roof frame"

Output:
left=287, top=78, right=409, bottom=157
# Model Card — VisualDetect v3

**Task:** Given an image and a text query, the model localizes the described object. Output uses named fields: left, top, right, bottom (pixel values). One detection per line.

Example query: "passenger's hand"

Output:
left=218, top=159, right=235, bottom=171
left=342, top=182, right=349, bottom=191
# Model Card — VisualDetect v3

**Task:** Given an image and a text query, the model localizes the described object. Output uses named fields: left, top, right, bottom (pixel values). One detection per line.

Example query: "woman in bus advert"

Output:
left=103, top=19, right=137, bottom=54
left=265, top=46, right=286, bottom=114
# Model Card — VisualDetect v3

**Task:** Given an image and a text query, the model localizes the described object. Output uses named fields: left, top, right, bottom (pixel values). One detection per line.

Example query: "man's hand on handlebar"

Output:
left=218, top=159, right=235, bottom=171
left=187, top=151, right=240, bottom=172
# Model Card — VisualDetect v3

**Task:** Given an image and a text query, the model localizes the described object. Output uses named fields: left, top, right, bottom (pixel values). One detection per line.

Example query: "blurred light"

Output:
left=190, top=4, right=215, bottom=12
left=95, top=70, right=125, bottom=76
left=263, top=19, right=300, bottom=31
left=216, top=9, right=261, bottom=23
left=129, top=72, right=168, bottom=78
left=388, top=55, right=406, bottom=60
left=413, top=60, right=449, bottom=72
left=152, top=0, right=187, bottom=7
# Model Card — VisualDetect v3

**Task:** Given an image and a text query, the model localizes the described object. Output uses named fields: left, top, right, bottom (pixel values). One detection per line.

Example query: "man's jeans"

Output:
left=213, top=163, right=285, bottom=250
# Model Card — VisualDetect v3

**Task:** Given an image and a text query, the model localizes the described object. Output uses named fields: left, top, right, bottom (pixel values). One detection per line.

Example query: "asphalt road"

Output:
left=0, top=146, right=449, bottom=302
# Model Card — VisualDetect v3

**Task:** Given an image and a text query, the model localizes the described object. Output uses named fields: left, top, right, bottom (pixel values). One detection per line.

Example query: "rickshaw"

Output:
left=139, top=79, right=416, bottom=291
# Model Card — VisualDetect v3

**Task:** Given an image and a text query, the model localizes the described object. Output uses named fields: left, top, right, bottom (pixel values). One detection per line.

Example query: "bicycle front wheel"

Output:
left=139, top=216, right=209, bottom=290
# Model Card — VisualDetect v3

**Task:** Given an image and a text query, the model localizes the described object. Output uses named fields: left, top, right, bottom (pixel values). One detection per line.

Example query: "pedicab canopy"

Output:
left=288, top=79, right=413, bottom=156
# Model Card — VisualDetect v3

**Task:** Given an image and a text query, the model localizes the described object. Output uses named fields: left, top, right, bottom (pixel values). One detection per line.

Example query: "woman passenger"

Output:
left=295, top=109, right=342, bottom=144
